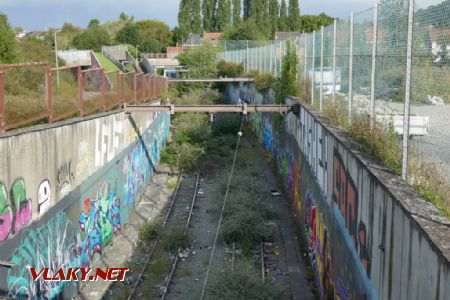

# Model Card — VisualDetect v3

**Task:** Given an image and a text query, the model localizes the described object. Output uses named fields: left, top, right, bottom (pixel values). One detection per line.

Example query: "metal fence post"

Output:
left=0, top=70, right=5, bottom=132
left=133, top=73, right=137, bottom=104
left=246, top=40, right=249, bottom=72
left=304, top=34, right=308, bottom=82
left=333, top=20, right=337, bottom=102
left=402, top=0, right=415, bottom=180
left=320, top=26, right=324, bottom=111
left=46, top=65, right=53, bottom=123
left=349, top=12, right=354, bottom=123
left=117, top=72, right=121, bottom=105
left=370, top=1, right=379, bottom=126
left=311, top=31, right=316, bottom=105
left=77, top=66, right=84, bottom=117
left=101, top=69, right=106, bottom=111
left=259, top=46, right=262, bottom=74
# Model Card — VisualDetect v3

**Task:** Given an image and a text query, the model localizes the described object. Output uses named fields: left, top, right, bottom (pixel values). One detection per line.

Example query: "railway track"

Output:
left=126, top=171, right=201, bottom=300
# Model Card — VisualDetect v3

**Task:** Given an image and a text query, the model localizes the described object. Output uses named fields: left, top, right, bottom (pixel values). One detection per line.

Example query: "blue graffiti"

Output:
left=78, top=181, right=120, bottom=268
left=7, top=212, right=80, bottom=299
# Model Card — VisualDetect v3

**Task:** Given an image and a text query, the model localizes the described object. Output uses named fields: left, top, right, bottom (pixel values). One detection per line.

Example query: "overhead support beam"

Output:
left=167, top=78, right=254, bottom=83
left=124, top=104, right=293, bottom=115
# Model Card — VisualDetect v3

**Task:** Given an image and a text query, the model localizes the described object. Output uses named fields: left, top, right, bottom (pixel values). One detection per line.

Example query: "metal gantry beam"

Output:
left=124, top=103, right=293, bottom=115
left=167, top=78, right=254, bottom=83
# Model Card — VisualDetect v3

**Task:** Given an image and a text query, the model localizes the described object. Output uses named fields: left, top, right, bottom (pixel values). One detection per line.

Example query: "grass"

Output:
left=94, top=52, right=120, bottom=72
left=322, top=100, right=450, bottom=219
left=207, top=261, right=284, bottom=300
left=138, top=219, right=161, bottom=245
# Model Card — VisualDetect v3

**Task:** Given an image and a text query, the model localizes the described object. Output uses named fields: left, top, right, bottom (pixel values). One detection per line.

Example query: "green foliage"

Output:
left=276, top=42, right=299, bottom=104
left=138, top=219, right=161, bottom=244
left=202, top=0, right=215, bottom=32
left=217, top=60, right=244, bottom=77
left=87, top=19, right=100, bottom=29
left=232, top=0, right=242, bottom=27
left=208, top=261, right=283, bottom=299
left=288, top=0, right=301, bottom=31
left=161, top=229, right=190, bottom=252
left=191, top=0, right=203, bottom=33
left=115, top=23, right=139, bottom=45
left=269, top=0, right=279, bottom=36
left=139, top=38, right=162, bottom=53
left=0, top=13, right=18, bottom=63
left=225, top=18, right=267, bottom=40
left=278, top=0, right=288, bottom=31
left=18, top=38, right=55, bottom=64
left=71, top=26, right=111, bottom=51
left=177, top=43, right=221, bottom=78
left=135, top=19, right=173, bottom=49
left=178, top=0, right=192, bottom=41
left=216, top=0, right=232, bottom=32
left=301, top=13, right=334, bottom=33
left=247, top=71, right=277, bottom=93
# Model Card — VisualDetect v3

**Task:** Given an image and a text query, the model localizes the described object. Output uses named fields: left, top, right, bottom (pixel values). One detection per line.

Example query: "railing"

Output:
left=218, top=0, right=450, bottom=191
left=0, top=62, right=167, bottom=132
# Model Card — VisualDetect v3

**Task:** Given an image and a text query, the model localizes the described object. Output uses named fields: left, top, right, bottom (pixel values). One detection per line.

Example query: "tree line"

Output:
left=177, top=0, right=334, bottom=41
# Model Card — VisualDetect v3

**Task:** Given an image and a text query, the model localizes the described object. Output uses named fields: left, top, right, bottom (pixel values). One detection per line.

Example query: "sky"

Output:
left=0, top=0, right=375, bottom=31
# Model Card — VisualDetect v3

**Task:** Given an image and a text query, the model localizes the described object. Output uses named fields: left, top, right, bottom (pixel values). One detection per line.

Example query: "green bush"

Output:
left=208, top=261, right=283, bottom=299
left=217, top=60, right=244, bottom=78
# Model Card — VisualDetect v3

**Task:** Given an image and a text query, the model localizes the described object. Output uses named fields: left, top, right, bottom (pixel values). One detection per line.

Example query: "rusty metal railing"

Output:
left=0, top=61, right=167, bottom=132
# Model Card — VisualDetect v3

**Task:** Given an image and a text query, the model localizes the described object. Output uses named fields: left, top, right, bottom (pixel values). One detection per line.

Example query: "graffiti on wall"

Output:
left=57, top=161, right=75, bottom=196
left=37, top=180, right=51, bottom=215
left=78, top=180, right=121, bottom=267
left=0, top=179, right=32, bottom=242
left=95, top=118, right=123, bottom=167
left=332, top=150, right=370, bottom=274
left=228, top=83, right=377, bottom=299
left=123, top=142, right=150, bottom=206
left=7, top=212, right=79, bottom=299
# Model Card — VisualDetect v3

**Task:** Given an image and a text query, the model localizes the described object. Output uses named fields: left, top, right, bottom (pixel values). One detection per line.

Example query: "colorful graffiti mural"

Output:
left=78, top=181, right=121, bottom=268
left=7, top=212, right=79, bottom=299
left=0, top=179, right=32, bottom=242
left=231, top=83, right=377, bottom=299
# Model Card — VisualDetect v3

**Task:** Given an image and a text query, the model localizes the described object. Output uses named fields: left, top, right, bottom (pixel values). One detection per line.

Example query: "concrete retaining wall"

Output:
left=227, top=83, right=450, bottom=300
left=0, top=109, right=170, bottom=298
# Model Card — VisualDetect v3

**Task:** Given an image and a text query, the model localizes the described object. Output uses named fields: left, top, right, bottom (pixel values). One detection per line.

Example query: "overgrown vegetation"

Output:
left=276, top=41, right=300, bottom=104
left=217, top=60, right=244, bottom=77
left=323, top=101, right=450, bottom=218
left=208, top=261, right=283, bottom=299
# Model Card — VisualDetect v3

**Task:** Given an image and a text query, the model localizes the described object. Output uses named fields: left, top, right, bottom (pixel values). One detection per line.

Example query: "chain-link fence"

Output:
left=218, top=0, right=450, bottom=212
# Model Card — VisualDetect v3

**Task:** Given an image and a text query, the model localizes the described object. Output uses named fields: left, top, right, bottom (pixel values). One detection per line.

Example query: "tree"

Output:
left=202, top=0, right=216, bottom=32
left=225, top=18, right=266, bottom=40
left=288, top=0, right=301, bottom=31
left=71, top=26, right=111, bottom=51
left=276, top=41, right=299, bottom=104
left=269, top=0, right=279, bottom=36
left=215, top=0, right=231, bottom=32
left=138, top=38, right=162, bottom=53
left=116, top=23, right=139, bottom=45
left=301, top=14, right=334, bottom=33
left=279, top=0, right=288, bottom=31
left=232, top=0, right=242, bottom=27
left=177, top=42, right=221, bottom=78
left=0, top=13, right=18, bottom=63
left=135, top=20, right=172, bottom=48
left=87, top=19, right=100, bottom=29
left=178, top=0, right=191, bottom=41
left=191, top=0, right=202, bottom=33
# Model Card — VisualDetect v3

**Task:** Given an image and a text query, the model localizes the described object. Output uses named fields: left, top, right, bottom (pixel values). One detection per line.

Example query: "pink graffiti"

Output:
left=0, top=210, right=13, bottom=241
left=13, top=200, right=32, bottom=234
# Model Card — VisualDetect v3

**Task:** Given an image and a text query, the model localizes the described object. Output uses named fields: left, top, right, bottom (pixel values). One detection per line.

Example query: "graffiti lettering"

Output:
left=57, top=161, right=75, bottom=195
left=95, top=119, right=123, bottom=167
left=37, top=180, right=51, bottom=214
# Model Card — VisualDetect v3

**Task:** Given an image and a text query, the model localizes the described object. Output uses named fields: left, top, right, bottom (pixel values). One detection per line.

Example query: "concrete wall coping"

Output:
left=288, top=96, right=450, bottom=263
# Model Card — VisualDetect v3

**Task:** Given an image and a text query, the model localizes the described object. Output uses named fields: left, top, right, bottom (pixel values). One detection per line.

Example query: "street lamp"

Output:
left=54, top=29, right=62, bottom=88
